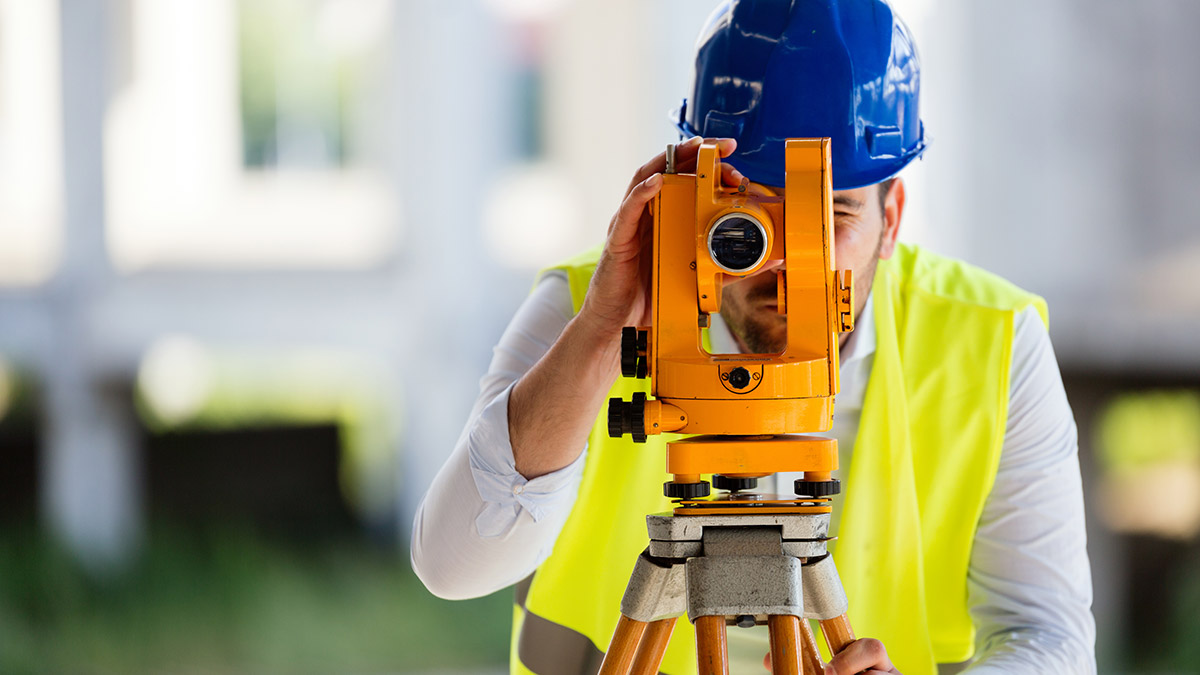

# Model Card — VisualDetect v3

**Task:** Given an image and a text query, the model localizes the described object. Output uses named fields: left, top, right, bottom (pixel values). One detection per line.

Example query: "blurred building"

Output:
left=0, top=0, right=721, bottom=565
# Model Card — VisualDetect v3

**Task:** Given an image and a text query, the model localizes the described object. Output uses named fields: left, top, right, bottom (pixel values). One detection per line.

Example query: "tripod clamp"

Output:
left=620, top=511, right=849, bottom=626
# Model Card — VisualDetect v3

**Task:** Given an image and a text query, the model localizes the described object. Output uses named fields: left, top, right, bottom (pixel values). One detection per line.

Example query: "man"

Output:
left=411, top=1, right=1095, bottom=673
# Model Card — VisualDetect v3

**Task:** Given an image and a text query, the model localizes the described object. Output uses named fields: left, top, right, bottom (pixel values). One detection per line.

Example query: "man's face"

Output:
left=718, top=179, right=904, bottom=353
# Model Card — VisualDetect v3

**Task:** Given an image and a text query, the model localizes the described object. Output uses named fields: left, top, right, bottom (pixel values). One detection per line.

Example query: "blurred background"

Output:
left=1, top=0, right=1198, bottom=672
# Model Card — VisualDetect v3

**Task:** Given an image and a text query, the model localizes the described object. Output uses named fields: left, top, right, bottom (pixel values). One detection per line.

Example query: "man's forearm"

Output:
left=508, top=310, right=622, bottom=479
left=506, top=145, right=732, bottom=479
left=413, top=274, right=593, bottom=599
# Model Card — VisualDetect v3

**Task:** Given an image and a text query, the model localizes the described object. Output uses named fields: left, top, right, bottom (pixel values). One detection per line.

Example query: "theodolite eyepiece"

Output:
left=707, top=213, right=768, bottom=274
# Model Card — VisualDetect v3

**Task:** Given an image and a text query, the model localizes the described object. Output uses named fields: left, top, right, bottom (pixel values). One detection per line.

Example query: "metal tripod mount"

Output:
left=597, top=491, right=857, bottom=675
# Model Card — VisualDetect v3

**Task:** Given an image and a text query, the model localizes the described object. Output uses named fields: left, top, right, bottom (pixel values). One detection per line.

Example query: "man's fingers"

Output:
left=720, top=161, right=747, bottom=188
left=608, top=173, right=662, bottom=245
left=615, top=136, right=738, bottom=244
left=624, top=155, right=666, bottom=197
left=674, top=136, right=737, bottom=174
left=624, top=136, right=704, bottom=197
left=824, top=638, right=895, bottom=675
left=667, top=137, right=743, bottom=187
left=679, top=136, right=736, bottom=161
left=657, top=156, right=743, bottom=189
left=669, top=135, right=707, bottom=172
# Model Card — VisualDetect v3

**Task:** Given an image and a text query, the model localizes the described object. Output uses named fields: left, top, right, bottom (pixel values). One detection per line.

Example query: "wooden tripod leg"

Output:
left=599, top=615, right=650, bottom=675
left=694, top=615, right=729, bottom=675
left=818, top=613, right=856, bottom=655
left=766, top=615, right=802, bottom=675
left=629, top=617, right=676, bottom=675
left=798, top=619, right=824, bottom=675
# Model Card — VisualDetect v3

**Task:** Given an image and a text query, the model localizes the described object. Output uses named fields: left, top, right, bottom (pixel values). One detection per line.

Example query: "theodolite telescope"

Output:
left=599, top=139, right=861, bottom=675
left=607, top=138, right=854, bottom=503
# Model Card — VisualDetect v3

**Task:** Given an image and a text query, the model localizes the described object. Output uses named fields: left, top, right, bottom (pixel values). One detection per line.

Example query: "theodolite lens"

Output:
left=707, top=214, right=768, bottom=274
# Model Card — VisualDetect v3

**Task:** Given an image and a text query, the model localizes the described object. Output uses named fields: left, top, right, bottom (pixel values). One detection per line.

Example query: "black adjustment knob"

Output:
left=629, top=392, right=646, bottom=442
left=727, top=367, right=751, bottom=389
left=793, top=478, right=841, bottom=498
left=607, top=398, right=624, bottom=438
left=620, top=327, right=639, bottom=377
left=664, top=480, right=710, bottom=499
left=712, top=474, right=758, bottom=492
left=606, top=393, right=648, bottom=442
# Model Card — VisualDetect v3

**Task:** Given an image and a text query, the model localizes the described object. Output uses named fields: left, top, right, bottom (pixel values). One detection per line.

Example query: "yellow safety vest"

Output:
left=511, top=243, right=1048, bottom=675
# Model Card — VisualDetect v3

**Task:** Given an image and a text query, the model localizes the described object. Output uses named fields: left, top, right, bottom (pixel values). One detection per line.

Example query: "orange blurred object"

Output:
left=642, top=139, right=853, bottom=489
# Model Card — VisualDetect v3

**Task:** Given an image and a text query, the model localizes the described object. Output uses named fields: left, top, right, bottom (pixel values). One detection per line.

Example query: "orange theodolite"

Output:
left=600, top=139, right=859, bottom=675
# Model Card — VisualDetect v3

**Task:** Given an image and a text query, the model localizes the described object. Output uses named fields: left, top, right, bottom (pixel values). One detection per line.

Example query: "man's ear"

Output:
left=878, top=177, right=905, bottom=260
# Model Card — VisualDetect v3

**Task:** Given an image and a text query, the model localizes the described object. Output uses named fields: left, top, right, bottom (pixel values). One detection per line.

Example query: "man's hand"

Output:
left=507, top=136, right=742, bottom=480
left=824, top=638, right=901, bottom=674
left=576, top=136, right=744, bottom=335
left=763, top=638, right=901, bottom=674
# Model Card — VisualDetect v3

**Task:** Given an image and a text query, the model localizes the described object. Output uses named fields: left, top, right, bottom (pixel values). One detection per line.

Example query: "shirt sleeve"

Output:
left=410, top=272, right=588, bottom=600
left=963, top=306, right=1097, bottom=673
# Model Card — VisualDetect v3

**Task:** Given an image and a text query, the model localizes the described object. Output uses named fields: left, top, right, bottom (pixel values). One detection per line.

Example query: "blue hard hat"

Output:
left=674, top=0, right=927, bottom=190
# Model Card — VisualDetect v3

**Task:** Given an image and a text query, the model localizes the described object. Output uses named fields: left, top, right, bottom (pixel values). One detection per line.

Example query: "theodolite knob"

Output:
left=794, top=478, right=841, bottom=498
left=726, top=367, right=752, bottom=390
left=606, top=392, right=647, bottom=442
left=664, top=480, right=710, bottom=500
left=607, top=398, right=624, bottom=438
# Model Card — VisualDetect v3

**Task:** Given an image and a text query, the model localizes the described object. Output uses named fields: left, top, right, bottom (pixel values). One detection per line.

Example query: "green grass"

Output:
left=0, top=524, right=511, bottom=674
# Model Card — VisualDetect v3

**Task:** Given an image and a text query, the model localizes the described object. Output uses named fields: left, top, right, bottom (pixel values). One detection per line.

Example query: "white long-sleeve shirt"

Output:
left=412, top=271, right=1096, bottom=673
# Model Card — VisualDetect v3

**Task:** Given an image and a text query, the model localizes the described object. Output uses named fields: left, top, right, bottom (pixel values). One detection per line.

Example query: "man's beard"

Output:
left=720, top=278, right=787, bottom=354
left=732, top=310, right=786, bottom=354
left=721, top=230, right=884, bottom=354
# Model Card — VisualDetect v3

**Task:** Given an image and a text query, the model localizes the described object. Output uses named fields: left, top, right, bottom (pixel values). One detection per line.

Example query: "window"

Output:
left=0, top=0, right=63, bottom=285
left=105, top=0, right=399, bottom=271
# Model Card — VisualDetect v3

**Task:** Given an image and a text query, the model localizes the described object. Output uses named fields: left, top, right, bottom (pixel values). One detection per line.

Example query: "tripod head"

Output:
left=608, top=139, right=854, bottom=501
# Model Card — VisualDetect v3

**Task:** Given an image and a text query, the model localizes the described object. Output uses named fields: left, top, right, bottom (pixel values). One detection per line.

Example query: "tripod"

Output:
left=596, top=439, right=856, bottom=675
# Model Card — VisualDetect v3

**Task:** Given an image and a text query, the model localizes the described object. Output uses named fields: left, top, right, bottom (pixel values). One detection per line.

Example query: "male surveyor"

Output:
left=412, top=1, right=1096, bottom=672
